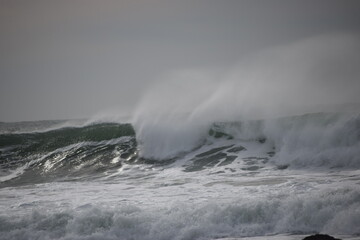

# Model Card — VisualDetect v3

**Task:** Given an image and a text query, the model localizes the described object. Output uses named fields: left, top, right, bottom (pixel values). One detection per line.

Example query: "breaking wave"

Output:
left=134, top=111, right=360, bottom=168
left=0, top=112, right=360, bottom=187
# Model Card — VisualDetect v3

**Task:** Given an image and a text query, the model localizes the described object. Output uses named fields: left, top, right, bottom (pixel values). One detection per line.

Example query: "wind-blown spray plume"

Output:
left=132, top=33, right=360, bottom=160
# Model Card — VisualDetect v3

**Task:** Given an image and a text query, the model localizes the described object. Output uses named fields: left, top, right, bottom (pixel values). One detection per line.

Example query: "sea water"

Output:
left=0, top=112, right=360, bottom=240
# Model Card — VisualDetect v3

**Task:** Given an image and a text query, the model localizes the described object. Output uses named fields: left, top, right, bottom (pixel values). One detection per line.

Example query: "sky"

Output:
left=0, top=0, right=360, bottom=122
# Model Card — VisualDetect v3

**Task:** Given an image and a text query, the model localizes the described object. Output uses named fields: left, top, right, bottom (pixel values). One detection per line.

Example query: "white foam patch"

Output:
left=0, top=185, right=359, bottom=240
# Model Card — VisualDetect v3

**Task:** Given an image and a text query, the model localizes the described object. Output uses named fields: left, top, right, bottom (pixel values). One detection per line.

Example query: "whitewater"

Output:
left=0, top=111, right=360, bottom=240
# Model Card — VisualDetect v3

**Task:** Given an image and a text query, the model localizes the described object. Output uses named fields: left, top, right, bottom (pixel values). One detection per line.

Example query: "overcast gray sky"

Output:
left=1, top=0, right=360, bottom=122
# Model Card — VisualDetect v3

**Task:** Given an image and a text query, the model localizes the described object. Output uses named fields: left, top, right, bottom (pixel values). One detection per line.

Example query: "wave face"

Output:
left=0, top=123, right=136, bottom=186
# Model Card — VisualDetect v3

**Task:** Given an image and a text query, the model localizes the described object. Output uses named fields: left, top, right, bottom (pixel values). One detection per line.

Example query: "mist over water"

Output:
left=132, top=33, right=360, bottom=159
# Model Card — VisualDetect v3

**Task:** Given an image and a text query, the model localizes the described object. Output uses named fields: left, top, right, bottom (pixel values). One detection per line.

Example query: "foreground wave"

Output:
left=1, top=183, right=359, bottom=240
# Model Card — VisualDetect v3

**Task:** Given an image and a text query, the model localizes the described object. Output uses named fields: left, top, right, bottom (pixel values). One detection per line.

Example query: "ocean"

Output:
left=0, top=112, right=359, bottom=240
